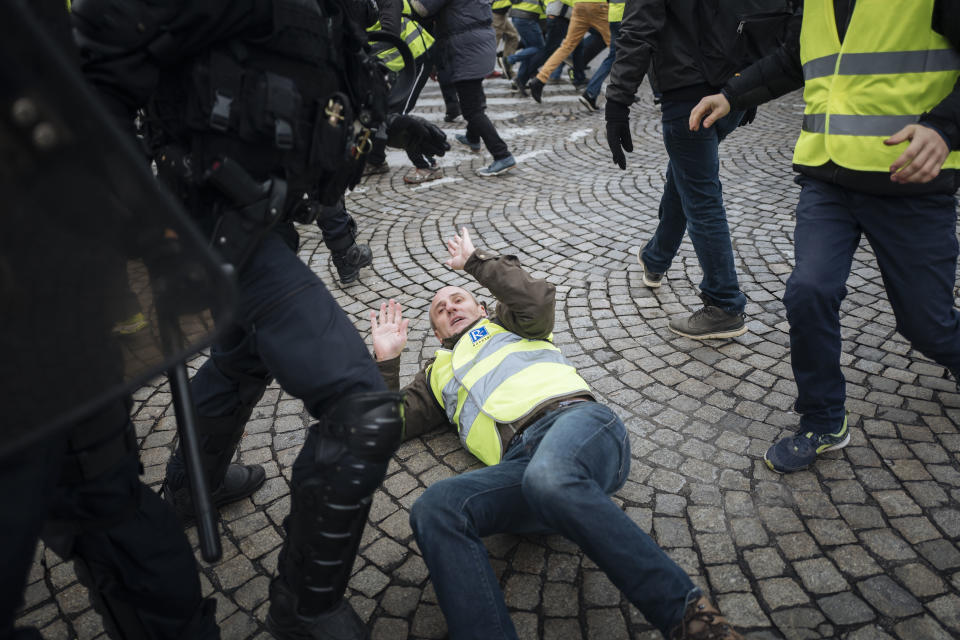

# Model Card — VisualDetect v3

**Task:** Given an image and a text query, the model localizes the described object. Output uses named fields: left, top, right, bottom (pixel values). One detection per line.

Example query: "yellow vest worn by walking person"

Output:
left=369, top=0, right=435, bottom=72
left=794, top=0, right=960, bottom=172
left=428, top=319, right=591, bottom=466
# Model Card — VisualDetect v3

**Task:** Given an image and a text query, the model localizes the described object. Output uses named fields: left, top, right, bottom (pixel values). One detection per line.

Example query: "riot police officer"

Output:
left=71, top=0, right=448, bottom=638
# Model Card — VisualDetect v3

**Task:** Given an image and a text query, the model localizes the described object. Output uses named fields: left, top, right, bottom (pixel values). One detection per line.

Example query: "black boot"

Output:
left=332, top=242, right=373, bottom=285
left=528, top=77, right=544, bottom=103
left=267, top=580, right=369, bottom=640
left=163, top=460, right=266, bottom=522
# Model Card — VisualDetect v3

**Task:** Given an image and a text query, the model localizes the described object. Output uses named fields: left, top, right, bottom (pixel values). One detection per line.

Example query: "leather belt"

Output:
left=505, top=396, right=592, bottom=452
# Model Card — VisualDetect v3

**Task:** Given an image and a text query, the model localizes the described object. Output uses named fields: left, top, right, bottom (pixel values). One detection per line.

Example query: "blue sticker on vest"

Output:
left=469, top=326, right=489, bottom=343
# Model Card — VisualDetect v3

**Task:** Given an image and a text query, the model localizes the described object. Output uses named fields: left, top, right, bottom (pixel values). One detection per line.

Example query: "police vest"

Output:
left=794, top=0, right=960, bottom=172
left=427, top=319, right=592, bottom=466
left=369, top=0, right=434, bottom=72
left=608, top=0, right=624, bottom=22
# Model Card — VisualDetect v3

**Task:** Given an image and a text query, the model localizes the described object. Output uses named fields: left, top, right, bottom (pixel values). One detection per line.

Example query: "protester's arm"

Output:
left=445, top=229, right=555, bottom=339
left=371, top=300, right=451, bottom=440
left=720, top=8, right=804, bottom=112
left=604, top=0, right=665, bottom=106
left=377, top=0, right=403, bottom=36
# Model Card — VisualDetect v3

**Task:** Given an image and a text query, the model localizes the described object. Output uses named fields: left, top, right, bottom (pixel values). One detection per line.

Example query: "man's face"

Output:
left=430, top=286, right=486, bottom=340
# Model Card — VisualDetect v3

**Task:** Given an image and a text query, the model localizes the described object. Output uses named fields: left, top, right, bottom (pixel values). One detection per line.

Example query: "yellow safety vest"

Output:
left=608, top=0, right=624, bottom=22
left=794, top=0, right=960, bottom=172
left=369, top=0, right=435, bottom=72
left=511, top=0, right=545, bottom=17
left=493, top=0, right=512, bottom=10
left=428, top=319, right=591, bottom=466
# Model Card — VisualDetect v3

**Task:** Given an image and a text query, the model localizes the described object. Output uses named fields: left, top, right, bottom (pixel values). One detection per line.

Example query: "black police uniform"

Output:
left=70, top=0, right=446, bottom=637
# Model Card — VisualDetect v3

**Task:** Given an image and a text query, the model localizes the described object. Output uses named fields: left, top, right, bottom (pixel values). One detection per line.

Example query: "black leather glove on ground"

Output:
left=604, top=99, right=633, bottom=170
left=385, top=114, right=450, bottom=157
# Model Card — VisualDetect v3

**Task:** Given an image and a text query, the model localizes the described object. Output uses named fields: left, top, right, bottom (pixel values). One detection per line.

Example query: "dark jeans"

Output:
left=0, top=401, right=215, bottom=640
left=409, top=402, right=694, bottom=639
left=456, top=78, right=510, bottom=161
left=518, top=16, right=563, bottom=87
left=190, top=227, right=385, bottom=422
left=786, top=175, right=960, bottom=433
left=584, top=21, right=619, bottom=99
left=507, top=16, right=544, bottom=81
left=641, top=103, right=747, bottom=315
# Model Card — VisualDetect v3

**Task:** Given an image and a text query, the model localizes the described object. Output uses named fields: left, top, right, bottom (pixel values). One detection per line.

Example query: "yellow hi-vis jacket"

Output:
left=794, top=0, right=960, bottom=172
left=369, top=0, right=435, bottom=72
left=428, top=319, right=591, bottom=466
left=608, top=0, right=624, bottom=22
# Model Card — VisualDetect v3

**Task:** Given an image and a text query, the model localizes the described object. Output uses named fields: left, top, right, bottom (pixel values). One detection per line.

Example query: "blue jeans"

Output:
left=584, top=22, right=619, bottom=99
left=641, top=103, right=746, bottom=314
left=786, top=175, right=960, bottom=434
left=508, top=16, right=544, bottom=82
left=409, top=402, right=694, bottom=639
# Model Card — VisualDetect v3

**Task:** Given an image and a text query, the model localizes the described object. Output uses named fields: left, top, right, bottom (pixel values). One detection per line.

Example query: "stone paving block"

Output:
left=857, top=575, right=923, bottom=618
left=817, top=592, right=875, bottom=625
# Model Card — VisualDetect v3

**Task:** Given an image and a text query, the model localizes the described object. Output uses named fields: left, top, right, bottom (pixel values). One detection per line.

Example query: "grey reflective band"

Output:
left=802, top=113, right=826, bottom=133
left=829, top=114, right=919, bottom=136
left=439, top=331, right=524, bottom=421
left=454, top=349, right=573, bottom=441
left=609, top=0, right=625, bottom=3
left=802, top=113, right=919, bottom=136
left=803, top=54, right=838, bottom=81
left=837, top=49, right=960, bottom=75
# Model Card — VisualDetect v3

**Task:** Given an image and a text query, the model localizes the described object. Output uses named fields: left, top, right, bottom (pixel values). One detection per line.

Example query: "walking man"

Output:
left=689, top=0, right=960, bottom=472
left=605, top=0, right=751, bottom=340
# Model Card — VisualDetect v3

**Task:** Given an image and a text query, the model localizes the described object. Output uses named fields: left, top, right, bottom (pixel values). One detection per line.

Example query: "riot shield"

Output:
left=0, top=3, right=236, bottom=459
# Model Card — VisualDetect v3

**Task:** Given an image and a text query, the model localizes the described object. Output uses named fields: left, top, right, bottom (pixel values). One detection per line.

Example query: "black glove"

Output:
left=740, top=106, right=758, bottom=127
left=385, top=114, right=451, bottom=157
left=604, top=99, right=633, bottom=170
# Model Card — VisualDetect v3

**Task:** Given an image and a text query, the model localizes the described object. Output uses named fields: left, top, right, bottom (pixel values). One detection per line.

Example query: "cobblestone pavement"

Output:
left=16, top=74, right=960, bottom=640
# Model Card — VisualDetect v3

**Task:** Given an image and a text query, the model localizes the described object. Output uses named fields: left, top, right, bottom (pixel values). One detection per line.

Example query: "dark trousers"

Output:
left=456, top=78, right=510, bottom=161
left=317, top=197, right=357, bottom=251
left=190, top=227, right=384, bottom=422
left=1, top=401, right=213, bottom=640
left=786, top=175, right=960, bottom=433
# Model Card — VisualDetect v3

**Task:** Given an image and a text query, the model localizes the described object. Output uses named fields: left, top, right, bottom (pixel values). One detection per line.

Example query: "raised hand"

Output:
left=370, top=299, right=409, bottom=362
left=444, top=227, right=476, bottom=270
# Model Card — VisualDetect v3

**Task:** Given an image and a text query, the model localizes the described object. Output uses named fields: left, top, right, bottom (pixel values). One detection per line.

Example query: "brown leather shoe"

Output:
left=670, top=596, right=743, bottom=640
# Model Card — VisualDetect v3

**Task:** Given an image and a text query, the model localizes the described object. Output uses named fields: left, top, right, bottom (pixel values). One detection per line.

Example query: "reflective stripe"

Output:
left=802, top=54, right=838, bottom=80
left=802, top=113, right=919, bottom=136
left=836, top=49, right=960, bottom=75
left=455, top=350, right=573, bottom=441
left=801, top=113, right=826, bottom=134
left=829, top=114, right=919, bottom=136
left=440, top=331, right=523, bottom=420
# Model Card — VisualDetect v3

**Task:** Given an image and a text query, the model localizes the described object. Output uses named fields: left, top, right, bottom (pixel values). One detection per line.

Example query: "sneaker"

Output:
left=403, top=165, right=444, bottom=184
left=497, top=52, right=514, bottom=80
left=528, top=78, right=544, bottom=103
left=361, top=160, right=389, bottom=177
left=455, top=133, right=482, bottom=153
left=476, top=155, right=516, bottom=177
left=669, top=594, right=743, bottom=640
left=333, top=242, right=373, bottom=285
left=579, top=92, right=599, bottom=112
left=636, top=249, right=664, bottom=287
left=764, top=416, right=850, bottom=474
left=444, top=109, right=461, bottom=123
left=668, top=305, right=747, bottom=340
left=163, top=463, right=266, bottom=523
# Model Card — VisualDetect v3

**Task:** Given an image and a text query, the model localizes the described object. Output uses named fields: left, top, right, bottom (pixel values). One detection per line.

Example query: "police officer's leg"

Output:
left=0, top=441, right=64, bottom=639
left=163, top=319, right=270, bottom=519
left=44, top=400, right=218, bottom=640
left=212, top=231, right=402, bottom=638
left=267, top=394, right=402, bottom=639
left=317, top=197, right=373, bottom=286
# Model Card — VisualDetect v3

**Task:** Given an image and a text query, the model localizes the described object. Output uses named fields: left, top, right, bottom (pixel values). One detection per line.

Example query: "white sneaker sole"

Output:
left=668, top=324, right=748, bottom=340
left=635, top=247, right=664, bottom=288
left=476, top=164, right=516, bottom=177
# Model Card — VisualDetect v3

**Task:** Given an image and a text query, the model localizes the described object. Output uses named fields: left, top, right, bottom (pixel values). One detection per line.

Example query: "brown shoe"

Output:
left=403, top=165, right=444, bottom=184
left=670, top=596, right=743, bottom=640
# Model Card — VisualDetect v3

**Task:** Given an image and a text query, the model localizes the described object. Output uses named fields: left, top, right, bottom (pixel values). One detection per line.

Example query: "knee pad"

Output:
left=277, top=392, right=402, bottom=616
